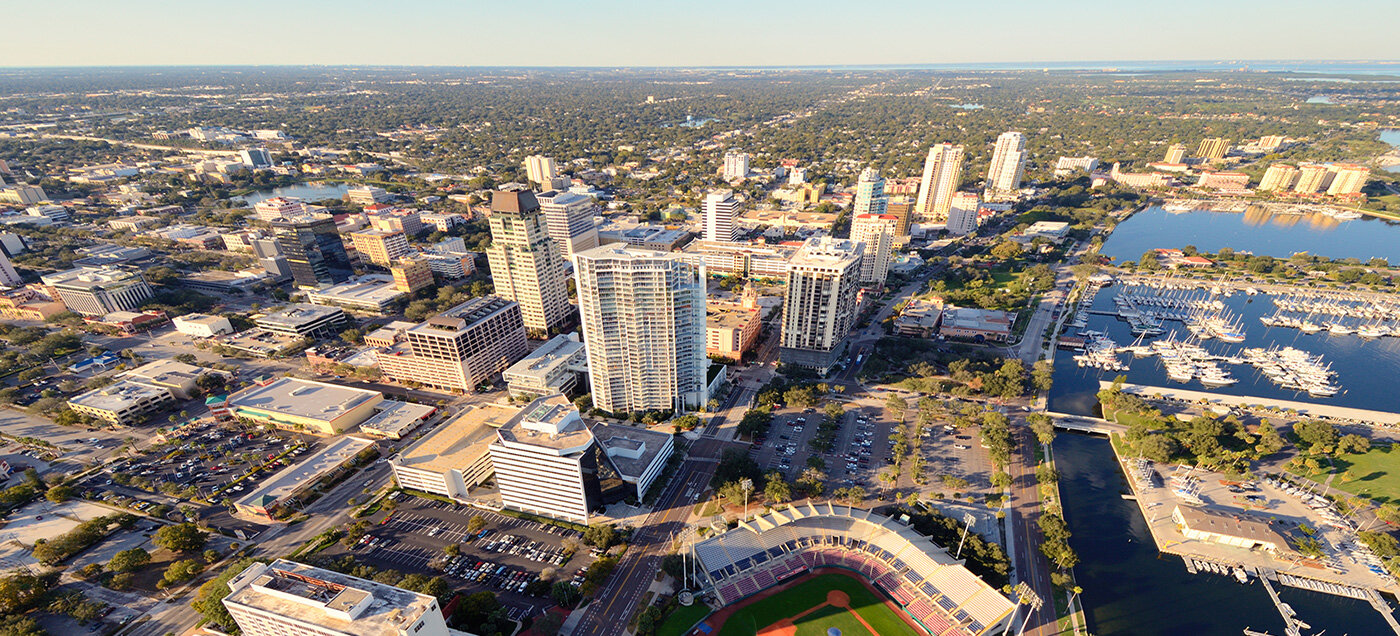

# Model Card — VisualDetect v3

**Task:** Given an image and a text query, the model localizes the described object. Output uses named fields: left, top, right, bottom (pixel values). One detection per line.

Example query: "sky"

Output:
left=4, top=0, right=1399, bottom=67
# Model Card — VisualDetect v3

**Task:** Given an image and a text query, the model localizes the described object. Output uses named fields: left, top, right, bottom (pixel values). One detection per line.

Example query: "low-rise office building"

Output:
left=502, top=333, right=588, bottom=398
left=706, top=302, right=762, bottom=360
left=305, top=276, right=405, bottom=313
left=232, top=436, right=374, bottom=520
left=173, top=313, right=234, bottom=338
left=489, top=395, right=606, bottom=523
left=121, top=358, right=207, bottom=400
left=254, top=303, right=349, bottom=339
left=67, top=380, right=175, bottom=426
left=938, top=306, right=1014, bottom=342
left=222, top=559, right=449, bottom=636
left=390, top=403, right=519, bottom=499
left=591, top=423, right=675, bottom=501
left=41, top=266, right=153, bottom=317
left=357, top=400, right=437, bottom=440
left=226, top=377, right=383, bottom=436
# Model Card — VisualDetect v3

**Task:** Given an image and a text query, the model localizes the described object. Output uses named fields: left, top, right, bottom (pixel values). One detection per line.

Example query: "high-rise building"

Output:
left=41, top=266, right=154, bottom=317
left=985, top=132, right=1027, bottom=196
left=1293, top=163, right=1335, bottom=194
left=1326, top=164, right=1370, bottom=196
left=524, top=155, right=558, bottom=186
left=885, top=197, right=914, bottom=237
left=1197, top=138, right=1230, bottom=160
left=946, top=192, right=982, bottom=236
left=347, top=186, right=390, bottom=206
left=1257, top=135, right=1287, bottom=152
left=272, top=214, right=353, bottom=288
left=377, top=296, right=530, bottom=392
left=722, top=151, right=750, bottom=180
left=485, top=190, right=571, bottom=336
left=536, top=190, right=600, bottom=257
left=0, top=184, right=47, bottom=206
left=252, top=196, right=307, bottom=222
left=238, top=148, right=273, bottom=169
left=1164, top=143, right=1188, bottom=164
left=0, top=250, right=21, bottom=287
left=389, top=258, right=434, bottom=293
left=222, top=559, right=450, bottom=636
left=779, top=237, right=863, bottom=373
left=703, top=189, right=742, bottom=242
left=573, top=244, right=707, bottom=414
left=852, top=167, right=888, bottom=216
left=788, top=166, right=808, bottom=185
left=850, top=214, right=897, bottom=286
left=348, top=229, right=409, bottom=267
left=914, top=144, right=964, bottom=221
left=1258, top=164, right=1300, bottom=192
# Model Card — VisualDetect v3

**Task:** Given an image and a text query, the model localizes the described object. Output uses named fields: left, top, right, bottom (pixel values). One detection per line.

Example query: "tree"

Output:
left=1338, top=433, right=1371, bottom=455
left=1027, top=413, right=1056, bottom=445
left=153, top=523, right=208, bottom=552
left=444, top=544, right=461, bottom=557
left=159, top=559, right=204, bottom=588
left=1031, top=360, right=1054, bottom=392
left=798, top=468, right=826, bottom=497
left=885, top=394, right=908, bottom=421
left=466, top=515, right=487, bottom=535
left=552, top=581, right=581, bottom=607
left=1255, top=420, right=1285, bottom=456
left=44, top=484, right=73, bottom=503
left=583, top=523, right=617, bottom=549
left=764, top=473, right=792, bottom=504
left=990, top=241, right=1024, bottom=260
left=1294, top=420, right=1339, bottom=452
left=109, top=547, right=151, bottom=573
left=834, top=486, right=866, bottom=505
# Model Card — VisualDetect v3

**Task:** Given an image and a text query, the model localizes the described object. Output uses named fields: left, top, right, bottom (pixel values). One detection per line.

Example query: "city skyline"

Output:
left=4, top=0, right=1398, bottom=67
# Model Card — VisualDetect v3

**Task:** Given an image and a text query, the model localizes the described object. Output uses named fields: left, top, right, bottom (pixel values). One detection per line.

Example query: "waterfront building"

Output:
left=1103, top=163, right=1174, bottom=189
left=524, top=155, right=559, bottom=186
left=1197, top=137, right=1230, bottom=160
left=914, top=143, right=963, bottom=221
left=779, top=237, right=863, bottom=373
left=1196, top=171, right=1251, bottom=192
left=939, top=306, right=1014, bottom=342
left=1164, top=143, right=1188, bottom=164
left=850, top=213, right=897, bottom=286
left=1326, top=164, right=1370, bottom=196
left=377, top=296, right=529, bottom=392
left=1171, top=505, right=1296, bottom=556
left=945, top=192, right=982, bottom=236
left=722, top=151, right=750, bottom=180
left=985, top=131, right=1027, bottom=197
left=485, top=190, right=571, bottom=336
left=704, top=189, right=742, bottom=243
left=346, top=186, right=390, bottom=206
left=41, top=266, right=153, bottom=317
left=1293, top=163, right=1335, bottom=194
left=348, top=228, right=409, bottom=267
left=1258, top=164, right=1299, bottom=192
left=222, top=559, right=449, bottom=636
left=573, top=244, right=707, bottom=414
left=252, top=196, right=307, bottom=222
left=537, top=190, right=600, bottom=257
left=272, top=214, right=353, bottom=288
left=852, top=167, right=888, bottom=216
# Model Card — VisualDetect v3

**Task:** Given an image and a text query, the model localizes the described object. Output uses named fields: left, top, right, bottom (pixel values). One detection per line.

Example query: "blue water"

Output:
left=1099, top=205, right=1400, bottom=264
left=234, top=183, right=352, bottom=205
left=1057, top=433, right=1397, bottom=635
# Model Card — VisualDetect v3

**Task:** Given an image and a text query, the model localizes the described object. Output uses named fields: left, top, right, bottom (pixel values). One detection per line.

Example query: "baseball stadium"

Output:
left=688, top=502, right=1017, bottom=636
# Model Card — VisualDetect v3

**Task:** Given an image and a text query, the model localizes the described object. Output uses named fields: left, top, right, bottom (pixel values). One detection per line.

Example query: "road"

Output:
left=1005, top=426, right=1058, bottom=636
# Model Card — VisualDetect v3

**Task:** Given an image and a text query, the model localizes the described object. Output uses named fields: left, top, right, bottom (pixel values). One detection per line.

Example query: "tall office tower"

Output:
left=1258, top=164, right=1300, bottom=192
left=945, top=192, right=982, bottom=236
left=722, top=151, right=750, bottom=180
left=239, top=148, right=273, bottom=169
left=222, top=559, right=451, bottom=636
left=572, top=244, right=707, bottom=414
left=850, top=213, right=898, bottom=286
left=348, top=229, right=409, bottom=267
left=778, top=237, right=864, bottom=373
left=0, top=250, right=21, bottom=287
left=389, top=258, right=434, bottom=293
left=1164, top=143, right=1188, bottom=164
left=1293, top=163, right=1335, bottom=194
left=40, top=266, right=154, bottom=316
left=485, top=190, right=571, bottom=336
left=252, top=196, right=307, bottom=222
left=1197, top=138, right=1230, bottom=160
left=885, top=197, right=914, bottom=236
left=914, top=143, right=964, bottom=222
left=524, top=155, right=558, bottom=186
left=271, top=214, right=353, bottom=288
left=1327, top=164, right=1370, bottom=196
left=985, top=132, right=1027, bottom=196
left=537, top=190, right=600, bottom=257
left=703, top=189, right=742, bottom=242
left=852, top=167, right=889, bottom=216
left=378, top=296, right=529, bottom=391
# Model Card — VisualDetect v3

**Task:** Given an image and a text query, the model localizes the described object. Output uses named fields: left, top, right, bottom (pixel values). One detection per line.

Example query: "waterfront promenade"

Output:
left=1105, top=381, right=1400, bottom=427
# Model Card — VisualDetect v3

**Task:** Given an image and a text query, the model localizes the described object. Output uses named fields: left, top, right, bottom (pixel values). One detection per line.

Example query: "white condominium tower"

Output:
left=914, top=143, right=964, bottom=222
left=778, top=237, right=863, bottom=373
left=945, top=192, right=982, bottom=236
left=1258, top=164, right=1300, bottom=192
left=486, top=190, right=571, bottom=336
left=704, top=189, right=742, bottom=242
left=1326, top=164, right=1370, bottom=196
left=537, top=190, right=600, bottom=257
left=985, top=131, right=1027, bottom=197
left=1164, top=143, right=1188, bottom=164
left=572, top=244, right=707, bottom=414
left=524, top=155, right=558, bottom=186
left=852, top=167, right=888, bottom=216
left=722, top=151, right=750, bottom=180
left=850, top=213, right=897, bottom=286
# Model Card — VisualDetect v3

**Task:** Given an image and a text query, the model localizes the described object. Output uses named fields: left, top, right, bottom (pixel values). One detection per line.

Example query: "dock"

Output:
left=1258, top=573, right=1308, bottom=636
left=1102, top=381, right=1400, bottom=427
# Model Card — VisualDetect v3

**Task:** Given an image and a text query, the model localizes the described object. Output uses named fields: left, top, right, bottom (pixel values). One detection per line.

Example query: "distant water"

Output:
left=233, top=183, right=352, bottom=205
left=1306, top=95, right=1339, bottom=104
left=1380, top=129, right=1400, bottom=173
left=1099, top=204, right=1400, bottom=264
left=1057, top=433, right=1397, bottom=635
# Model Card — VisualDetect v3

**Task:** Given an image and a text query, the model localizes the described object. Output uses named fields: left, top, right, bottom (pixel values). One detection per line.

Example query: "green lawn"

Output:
left=657, top=602, right=713, bottom=636
left=1295, top=444, right=1400, bottom=504
left=716, top=574, right=918, bottom=636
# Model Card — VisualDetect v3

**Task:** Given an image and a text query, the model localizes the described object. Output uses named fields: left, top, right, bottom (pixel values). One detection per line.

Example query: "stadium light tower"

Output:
left=1014, top=582, right=1043, bottom=636
left=740, top=477, right=754, bottom=520
left=956, top=512, right=975, bottom=560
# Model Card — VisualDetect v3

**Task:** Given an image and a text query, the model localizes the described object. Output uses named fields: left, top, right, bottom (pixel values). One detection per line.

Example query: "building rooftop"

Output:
left=256, top=303, right=345, bottom=329
left=503, top=334, right=585, bottom=378
left=941, top=306, right=1013, bottom=334
left=412, top=296, right=516, bottom=336
left=234, top=436, right=373, bottom=511
left=227, top=378, right=382, bottom=424
left=218, top=328, right=305, bottom=355
left=396, top=403, right=520, bottom=475
left=707, top=302, right=759, bottom=330
left=1174, top=505, right=1296, bottom=551
left=591, top=423, right=673, bottom=481
left=69, top=380, right=169, bottom=412
left=358, top=401, right=437, bottom=439
left=495, top=394, right=592, bottom=454
left=122, top=358, right=203, bottom=387
left=41, top=266, right=144, bottom=289
left=306, top=276, right=405, bottom=306
left=224, top=559, right=435, bottom=634
left=490, top=190, right=540, bottom=214
left=790, top=237, right=863, bottom=268
left=175, top=313, right=230, bottom=327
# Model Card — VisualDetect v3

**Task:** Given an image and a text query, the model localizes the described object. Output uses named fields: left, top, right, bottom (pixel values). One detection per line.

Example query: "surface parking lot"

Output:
left=92, top=422, right=319, bottom=500
left=751, top=405, right=893, bottom=489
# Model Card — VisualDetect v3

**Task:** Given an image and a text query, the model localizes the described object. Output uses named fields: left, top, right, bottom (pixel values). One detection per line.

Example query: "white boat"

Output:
left=1233, top=567, right=1250, bottom=584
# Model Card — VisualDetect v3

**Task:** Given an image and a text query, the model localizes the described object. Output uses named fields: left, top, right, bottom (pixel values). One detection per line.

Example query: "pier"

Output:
left=1102, top=381, right=1400, bottom=427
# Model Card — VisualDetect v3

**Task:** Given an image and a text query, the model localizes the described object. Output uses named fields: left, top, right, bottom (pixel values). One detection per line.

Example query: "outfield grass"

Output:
left=657, top=602, right=712, bottom=636
left=716, top=574, right=919, bottom=636
left=1295, top=444, right=1400, bottom=504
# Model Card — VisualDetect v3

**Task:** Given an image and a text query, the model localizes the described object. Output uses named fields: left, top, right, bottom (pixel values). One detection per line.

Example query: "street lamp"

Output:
left=740, top=478, right=753, bottom=521
left=956, top=512, right=976, bottom=560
